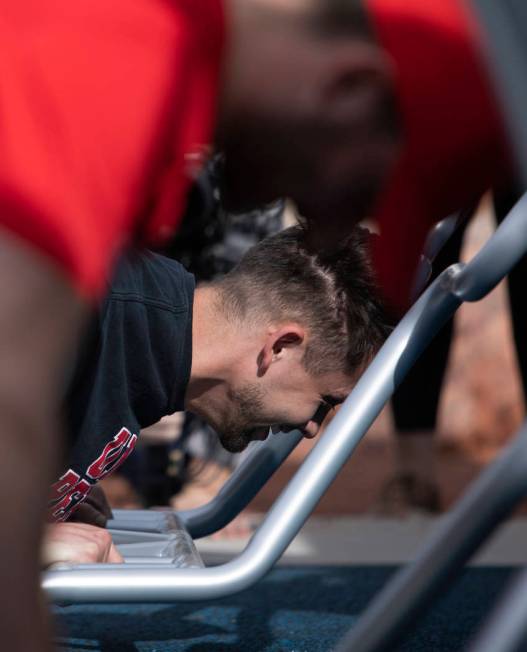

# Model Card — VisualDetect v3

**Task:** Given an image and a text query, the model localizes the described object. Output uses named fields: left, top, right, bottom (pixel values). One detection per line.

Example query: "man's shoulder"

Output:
left=107, top=251, right=195, bottom=313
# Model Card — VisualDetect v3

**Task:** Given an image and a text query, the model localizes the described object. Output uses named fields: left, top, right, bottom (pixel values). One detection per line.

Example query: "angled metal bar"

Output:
left=179, top=428, right=303, bottom=538
left=335, top=422, right=527, bottom=652
left=469, top=566, right=527, bottom=652
left=43, top=194, right=527, bottom=604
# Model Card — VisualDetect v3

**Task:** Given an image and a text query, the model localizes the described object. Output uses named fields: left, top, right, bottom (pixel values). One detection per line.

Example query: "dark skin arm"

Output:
left=0, top=231, right=88, bottom=651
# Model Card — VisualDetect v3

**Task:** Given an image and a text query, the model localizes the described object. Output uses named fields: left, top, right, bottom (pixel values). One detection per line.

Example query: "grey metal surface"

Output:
left=116, top=536, right=204, bottom=568
left=469, top=566, right=527, bottom=652
left=335, top=423, right=527, bottom=652
left=111, top=513, right=204, bottom=569
left=474, top=0, right=527, bottom=183
left=108, top=509, right=183, bottom=534
left=43, top=194, right=527, bottom=604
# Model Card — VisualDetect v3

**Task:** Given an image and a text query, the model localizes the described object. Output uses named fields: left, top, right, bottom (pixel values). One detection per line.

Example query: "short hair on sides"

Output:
left=214, top=225, right=390, bottom=377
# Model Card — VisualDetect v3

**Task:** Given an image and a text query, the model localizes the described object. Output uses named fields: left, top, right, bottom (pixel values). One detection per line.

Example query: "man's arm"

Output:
left=0, top=231, right=88, bottom=651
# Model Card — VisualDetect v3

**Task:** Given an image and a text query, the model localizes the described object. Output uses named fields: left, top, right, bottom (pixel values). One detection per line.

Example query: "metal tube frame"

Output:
left=43, top=195, right=527, bottom=606
left=179, top=428, right=304, bottom=539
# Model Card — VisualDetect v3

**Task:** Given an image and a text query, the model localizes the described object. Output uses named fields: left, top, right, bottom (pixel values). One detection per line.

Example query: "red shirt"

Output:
left=0, top=0, right=224, bottom=299
left=367, top=0, right=511, bottom=313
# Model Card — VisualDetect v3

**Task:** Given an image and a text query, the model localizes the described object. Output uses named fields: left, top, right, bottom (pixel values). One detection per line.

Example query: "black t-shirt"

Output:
left=50, top=252, right=194, bottom=521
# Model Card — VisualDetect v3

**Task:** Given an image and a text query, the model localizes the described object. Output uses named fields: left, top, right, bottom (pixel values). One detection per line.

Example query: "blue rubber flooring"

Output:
left=54, top=565, right=515, bottom=652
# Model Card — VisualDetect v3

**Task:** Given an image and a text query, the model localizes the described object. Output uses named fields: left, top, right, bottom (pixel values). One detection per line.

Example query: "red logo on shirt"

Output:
left=49, top=427, right=138, bottom=521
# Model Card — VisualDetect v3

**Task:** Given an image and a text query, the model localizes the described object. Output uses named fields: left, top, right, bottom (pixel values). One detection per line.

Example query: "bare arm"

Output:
left=0, top=231, right=88, bottom=651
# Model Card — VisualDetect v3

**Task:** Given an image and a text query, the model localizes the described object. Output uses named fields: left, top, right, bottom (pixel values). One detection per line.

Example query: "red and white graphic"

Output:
left=49, top=427, right=138, bottom=521
left=86, top=427, right=138, bottom=481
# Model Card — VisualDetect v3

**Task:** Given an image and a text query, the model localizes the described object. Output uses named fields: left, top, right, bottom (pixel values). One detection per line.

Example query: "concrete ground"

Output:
left=196, top=514, right=527, bottom=567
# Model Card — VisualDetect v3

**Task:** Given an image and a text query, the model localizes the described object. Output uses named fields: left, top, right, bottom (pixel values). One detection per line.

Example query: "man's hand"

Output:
left=42, top=522, right=124, bottom=567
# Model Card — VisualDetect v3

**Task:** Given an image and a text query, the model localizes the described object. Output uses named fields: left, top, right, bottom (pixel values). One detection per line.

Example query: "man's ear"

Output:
left=257, top=324, right=305, bottom=377
left=321, top=42, right=394, bottom=125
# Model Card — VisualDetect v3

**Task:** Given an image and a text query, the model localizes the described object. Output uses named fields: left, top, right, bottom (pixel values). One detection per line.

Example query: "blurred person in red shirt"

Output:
left=0, top=0, right=398, bottom=648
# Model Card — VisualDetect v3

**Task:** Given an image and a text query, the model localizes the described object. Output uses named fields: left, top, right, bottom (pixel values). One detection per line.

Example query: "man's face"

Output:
left=214, top=366, right=353, bottom=453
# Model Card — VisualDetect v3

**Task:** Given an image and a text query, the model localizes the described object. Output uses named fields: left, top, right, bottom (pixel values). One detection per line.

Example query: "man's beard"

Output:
left=218, top=383, right=269, bottom=453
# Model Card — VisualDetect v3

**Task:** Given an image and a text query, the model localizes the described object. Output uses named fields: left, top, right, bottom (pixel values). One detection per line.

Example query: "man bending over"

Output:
left=46, top=226, right=388, bottom=564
